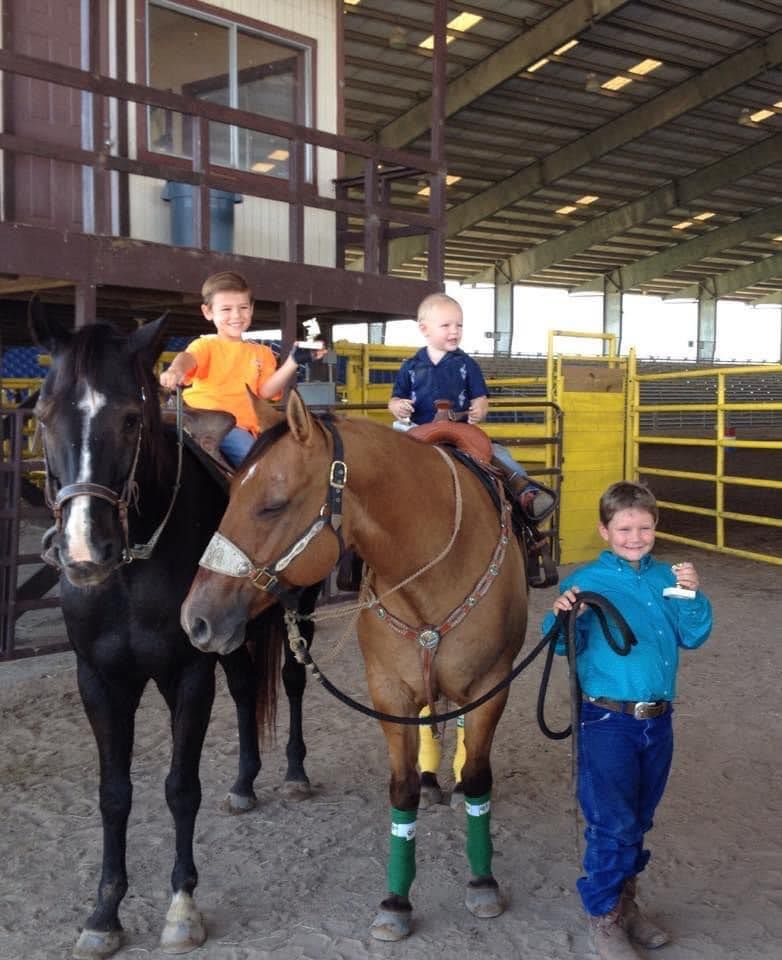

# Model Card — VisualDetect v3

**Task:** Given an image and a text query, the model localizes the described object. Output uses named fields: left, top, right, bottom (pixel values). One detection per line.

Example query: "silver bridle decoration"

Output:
left=199, top=518, right=329, bottom=581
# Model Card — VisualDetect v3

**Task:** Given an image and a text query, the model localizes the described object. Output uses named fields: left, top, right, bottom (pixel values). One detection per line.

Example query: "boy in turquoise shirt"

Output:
left=542, top=481, right=712, bottom=960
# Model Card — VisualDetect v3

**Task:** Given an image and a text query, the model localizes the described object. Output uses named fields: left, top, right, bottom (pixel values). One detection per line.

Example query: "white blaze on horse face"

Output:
left=64, top=385, right=108, bottom=563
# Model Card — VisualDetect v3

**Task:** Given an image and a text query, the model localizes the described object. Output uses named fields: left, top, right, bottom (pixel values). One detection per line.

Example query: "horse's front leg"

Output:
left=73, top=658, right=143, bottom=960
left=219, top=645, right=261, bottom=813
left=370, top=713, right=421, bottom=942
left=156, top=657, right=216, bottom=954
left=459, top=689, right=509, bottom=920
left=280, top=583, right=320, bottom=800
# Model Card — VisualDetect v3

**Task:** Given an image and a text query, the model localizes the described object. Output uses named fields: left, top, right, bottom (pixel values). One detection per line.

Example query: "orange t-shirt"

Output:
left=183, top=335, right=278, bottom=435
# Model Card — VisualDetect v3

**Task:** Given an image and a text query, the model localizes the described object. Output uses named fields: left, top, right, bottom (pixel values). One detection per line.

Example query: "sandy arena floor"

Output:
left=1, top=543, right=780, bottom=960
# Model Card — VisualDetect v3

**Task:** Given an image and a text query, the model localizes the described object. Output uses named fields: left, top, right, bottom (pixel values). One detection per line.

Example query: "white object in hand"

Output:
left=662, top=564, right=696, bottom=599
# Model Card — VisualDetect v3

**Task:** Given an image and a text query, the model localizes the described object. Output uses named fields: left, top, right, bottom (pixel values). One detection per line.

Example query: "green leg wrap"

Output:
left=387, top=807, right=417, bottom=897
left=465, top=791, right=493, bottom=878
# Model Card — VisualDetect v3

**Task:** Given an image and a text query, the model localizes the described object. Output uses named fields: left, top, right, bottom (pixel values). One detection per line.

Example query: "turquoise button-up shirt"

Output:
left=541, top=550, right=713, bottom=702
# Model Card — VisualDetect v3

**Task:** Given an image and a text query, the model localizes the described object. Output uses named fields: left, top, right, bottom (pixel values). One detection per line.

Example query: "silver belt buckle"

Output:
left=634, top=700, right=660, bottom=720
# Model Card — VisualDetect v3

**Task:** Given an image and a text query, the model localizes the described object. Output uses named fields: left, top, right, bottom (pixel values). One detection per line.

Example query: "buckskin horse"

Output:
left=180, top=390, right=528, bottom=941
left=29, top=304, right=317, bottom=959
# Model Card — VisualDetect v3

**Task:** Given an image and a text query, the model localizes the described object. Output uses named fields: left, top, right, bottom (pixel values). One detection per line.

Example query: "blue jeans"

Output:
left=576, top=700, right=673, bottom=916
left=219, top=427, right=255, bottom=467
left=490, top=442, right=528, bottom=479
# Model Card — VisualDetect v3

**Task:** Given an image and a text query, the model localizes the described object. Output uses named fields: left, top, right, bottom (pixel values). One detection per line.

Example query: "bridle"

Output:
left=42, top=386, right=184, bottom=569
left=198, top=417, right=347, bottom=609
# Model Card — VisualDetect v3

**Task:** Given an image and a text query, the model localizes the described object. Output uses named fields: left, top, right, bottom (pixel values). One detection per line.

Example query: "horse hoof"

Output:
left=418, top=783, right=443, bottom=809
left=221, top=790, right=257, bottom=814
left=370, top=908, right=412, bottom=941
left=160, top=892, right=207, bottom=954
left=449, top=785, right=465, bottom=810
left=281, top=778, right=312, bottom=801
left=465, top=878, right=504, bottom=919
left=73, top=928, right=122, bottom=960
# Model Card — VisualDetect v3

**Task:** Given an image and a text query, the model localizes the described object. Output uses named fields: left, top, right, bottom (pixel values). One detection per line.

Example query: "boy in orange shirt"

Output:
left=160, top=271, right=319, bottom=466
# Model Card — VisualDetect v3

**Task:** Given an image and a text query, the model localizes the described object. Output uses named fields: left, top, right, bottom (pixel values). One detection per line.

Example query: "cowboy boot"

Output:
left=587, top=904, right=642, bottom=960
left=621, top=877, right=670, bottom=948
left=493, top=461, right=555, bottom=520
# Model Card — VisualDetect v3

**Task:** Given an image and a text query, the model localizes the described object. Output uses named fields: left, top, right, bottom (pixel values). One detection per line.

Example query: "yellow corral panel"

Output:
left=560, top=390, right=625, bottom=565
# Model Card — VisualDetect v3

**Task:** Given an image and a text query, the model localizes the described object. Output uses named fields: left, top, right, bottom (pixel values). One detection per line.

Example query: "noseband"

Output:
left=42, top=388, right=184, bottom=569
left=198, top=418, right=347, bottom=609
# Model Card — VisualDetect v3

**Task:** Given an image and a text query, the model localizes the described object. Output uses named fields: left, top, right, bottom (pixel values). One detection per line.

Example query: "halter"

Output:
left=42, top=387, right=184, bottom=569
left=198, top=417, right=347, bottom=609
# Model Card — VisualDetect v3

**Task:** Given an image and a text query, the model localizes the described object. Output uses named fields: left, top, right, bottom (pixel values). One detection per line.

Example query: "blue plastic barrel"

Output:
left=161, top=182, right=242, bottom=252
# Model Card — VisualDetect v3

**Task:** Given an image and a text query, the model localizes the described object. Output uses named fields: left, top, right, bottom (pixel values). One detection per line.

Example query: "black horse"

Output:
left=30, top=304, right=317, bottom=959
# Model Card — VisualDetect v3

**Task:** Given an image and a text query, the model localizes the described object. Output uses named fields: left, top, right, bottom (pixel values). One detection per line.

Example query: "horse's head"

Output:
left=182, top=390, right=343, bottom=655
left=30, top=299, right=168, bottom=586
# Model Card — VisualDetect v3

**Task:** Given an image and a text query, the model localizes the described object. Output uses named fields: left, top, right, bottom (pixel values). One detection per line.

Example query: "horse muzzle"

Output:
left=181, top=573, right=250, bottom=656
left=42, top=524, right=122, bottom=587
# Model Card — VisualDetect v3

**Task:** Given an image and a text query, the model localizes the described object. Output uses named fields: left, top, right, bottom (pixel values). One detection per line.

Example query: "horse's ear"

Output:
left=128, top=312, right=170, bottom=365
left=28, top=296, right=72, bottom=355
left=248, top=388, right=285, bottom=431
left=286, top=389, right=315, bottom=445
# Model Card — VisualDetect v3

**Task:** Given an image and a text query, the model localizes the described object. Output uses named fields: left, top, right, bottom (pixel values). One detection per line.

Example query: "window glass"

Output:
left=147, top=2, right=301, bottom=179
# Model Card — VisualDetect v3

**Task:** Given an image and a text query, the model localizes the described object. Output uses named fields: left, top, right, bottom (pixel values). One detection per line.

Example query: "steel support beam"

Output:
left=374, top=29, right=782, bottom=274
left=751, top=290, right=782, bottom=305
left=344, top=0, right=629, bottom=176
left=368, top=322, right=385, bottom=344
left=571, top=201, right=782, bottom=295
left=602, top=279, right=622, bottom=352
left=493, top=268, right=513, bottom=355
left=664, top=252, right=782, bottom=301
left=469, top=133, right=782, bottom=285
left=697, top=290, right=717, bottom=363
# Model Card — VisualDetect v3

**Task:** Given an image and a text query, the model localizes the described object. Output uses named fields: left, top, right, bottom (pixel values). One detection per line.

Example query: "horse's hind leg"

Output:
left=73, top=659, right=143, bottom=960
left=280, top=583, right=320, bottom=800
left=156, top=657, right=216, bottom=954
left=459, top=692, right=509, bottom=920
left=219, top=646, right=261, bottom=813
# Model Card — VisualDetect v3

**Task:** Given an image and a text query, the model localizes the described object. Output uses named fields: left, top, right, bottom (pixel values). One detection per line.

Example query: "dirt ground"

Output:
left=1, top=543, right=780, bottom=960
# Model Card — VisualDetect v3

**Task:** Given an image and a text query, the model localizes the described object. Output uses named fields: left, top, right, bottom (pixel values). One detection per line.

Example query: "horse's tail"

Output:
left=246, top=607, right=284, bottom=745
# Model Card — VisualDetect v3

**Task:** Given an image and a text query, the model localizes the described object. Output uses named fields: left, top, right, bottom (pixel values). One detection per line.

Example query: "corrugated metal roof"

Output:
left=341, top=0, right=782, bottom=301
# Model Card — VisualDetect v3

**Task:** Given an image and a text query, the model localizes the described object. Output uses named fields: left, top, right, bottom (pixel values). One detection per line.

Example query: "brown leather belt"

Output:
left=583, top=695, right=670, bottom=720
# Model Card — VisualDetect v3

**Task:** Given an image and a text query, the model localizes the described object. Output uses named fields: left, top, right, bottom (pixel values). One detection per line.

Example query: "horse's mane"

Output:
left=243, top=410, right=339, bottom=468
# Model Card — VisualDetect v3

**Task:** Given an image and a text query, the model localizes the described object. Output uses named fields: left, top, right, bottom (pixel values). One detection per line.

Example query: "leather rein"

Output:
left=42, top=387, right=185, bottom=569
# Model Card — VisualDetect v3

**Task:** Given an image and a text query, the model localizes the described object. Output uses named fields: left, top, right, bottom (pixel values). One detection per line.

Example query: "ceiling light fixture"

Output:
left=602, top=75, right=633, bottom=91
left=252, top=161, right=275, bottom=173
left=693, top=211, right=715, bottom=220
left=672, top=220, right=693, bottom=230
left=554, top=39, right=579, bottom=55
left=419, top=12, right=483, bottom=49
left=750, top=108, right=775, bottom=123
left=526, top=57, right=549, bottom=73
left=738, top=108, right=761, bottom=128
left=555, top=204, right=578, bottom=215
left=629, top=58, right=662, bottom=76
left=417, top=174, right=462, bottom=197
left=267, top=149, right=289, bottom=161
left=576, top=195, right=599, bottom=205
